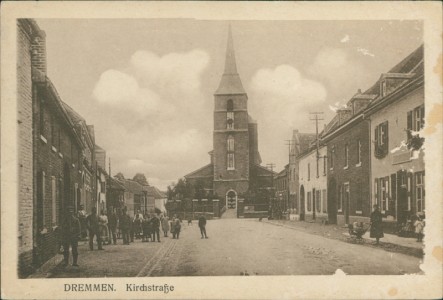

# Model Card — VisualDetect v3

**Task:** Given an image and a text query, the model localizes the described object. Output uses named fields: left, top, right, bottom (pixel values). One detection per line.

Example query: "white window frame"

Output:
left=415, top=172, right=425, bottom=213
left=338, top=185, right=343, bottom=213
left=380, top=177, right=389, bottom=213
left=356, top=140, right=362, bottom=167
left=344, top=144, right=349, bottom=169
left=407, top=174, right=412, bottom=211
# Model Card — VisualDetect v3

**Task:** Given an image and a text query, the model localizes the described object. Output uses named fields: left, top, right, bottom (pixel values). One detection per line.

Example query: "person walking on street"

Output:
left=370, top=204, right=384, bottom=245
left=86, top=207, right=104, bottom=250
left=120, top=208, right=131, bottom=245
left=151, top=214, right=161, bottom=242
left=61, top=206, right=81, bottom=267
left=173, top=217, right=181, bottom=239
left=161, top=215, right=170, bottom=237
left=133, top=213, right=142, bottom=240
left=108, top=208, right=118, bottom=245
left=414, top=212, right=425, bottom=242
left=198, top=214, right=208, bottom=239
left=142, top=214, right=152, bottom=242
left=77, top=205, right=88, bottom=240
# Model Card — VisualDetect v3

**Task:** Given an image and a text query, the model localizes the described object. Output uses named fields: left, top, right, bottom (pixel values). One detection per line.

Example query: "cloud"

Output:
left=249, top=64, right=327, bottom=168
left=91, top=49, right=212, bottom=189
left=357, top=47, right=375, bottom=57
left=250, top=64, right=326, bottom=126
left=308, top=47, right=367, bottom=95
left=340, top=34, right=350, bottom=43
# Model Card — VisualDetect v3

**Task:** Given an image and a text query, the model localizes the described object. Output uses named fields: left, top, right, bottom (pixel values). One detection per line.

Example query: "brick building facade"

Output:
left=17, top=19, right=41, bottom=277
left=17, top=19, right=106, bottom=277
left=365, top=46, right=424, bottom=228
left=185, top=27, right=274, bottom=214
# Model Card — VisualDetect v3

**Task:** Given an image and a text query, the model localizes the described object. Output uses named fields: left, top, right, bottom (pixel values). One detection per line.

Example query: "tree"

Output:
left=114, top=172, right=125, bottom=181
left=133, top=173, right=149, bottom=186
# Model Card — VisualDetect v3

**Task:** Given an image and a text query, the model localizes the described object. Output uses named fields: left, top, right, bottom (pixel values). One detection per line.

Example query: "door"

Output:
left=226, top=190, right=237, bottom=209
left=344, top=183, right=350, bottom=224
left=327, top=179, right=337, bottom=224
left=397, top=170, right=408, bottom=225
left=300, top=185, right=305, bottom=221
left=312, top=188, right=316, bottom=220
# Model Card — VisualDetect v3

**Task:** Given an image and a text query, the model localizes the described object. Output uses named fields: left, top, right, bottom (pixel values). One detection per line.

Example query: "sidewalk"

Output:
left=262, top=219, right=424, bottom=258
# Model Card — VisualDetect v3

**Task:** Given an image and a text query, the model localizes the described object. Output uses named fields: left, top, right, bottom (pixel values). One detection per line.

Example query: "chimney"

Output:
left=337, top=108, right=353, bottom=126
left=31, top=32, right=47, bottom=75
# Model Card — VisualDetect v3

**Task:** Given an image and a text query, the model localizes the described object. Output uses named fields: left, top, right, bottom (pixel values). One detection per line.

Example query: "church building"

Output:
left=185, top=27, right=274, bottom=211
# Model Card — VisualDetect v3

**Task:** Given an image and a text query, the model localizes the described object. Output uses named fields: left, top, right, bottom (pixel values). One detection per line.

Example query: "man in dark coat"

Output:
left=61, top=206, right=81, bottom=266
left=86, top=207, right=103, bottom=250
left=108, top=208, right=118, bottom=245
left=370, top=204, right=384, bottom=244
left=198, top=214, right=208, bottom=239
left=120, top=208, right=131, bottom=245
left=151, top=214, right=161, bottom=242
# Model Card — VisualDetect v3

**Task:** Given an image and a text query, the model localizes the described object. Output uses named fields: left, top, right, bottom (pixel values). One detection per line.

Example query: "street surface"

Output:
left=50, top=218, right=421, bottom=277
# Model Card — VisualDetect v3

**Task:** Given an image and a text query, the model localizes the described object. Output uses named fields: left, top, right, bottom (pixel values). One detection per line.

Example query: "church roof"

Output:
left=214, top=26, right=247, bottom=95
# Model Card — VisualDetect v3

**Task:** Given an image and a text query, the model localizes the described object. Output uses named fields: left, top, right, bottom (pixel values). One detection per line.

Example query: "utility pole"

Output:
left=309, top=112, right=324, bottom=221
left=266, top=163, right=275, bottom=218
left=285, top=140, right=295, bottom=211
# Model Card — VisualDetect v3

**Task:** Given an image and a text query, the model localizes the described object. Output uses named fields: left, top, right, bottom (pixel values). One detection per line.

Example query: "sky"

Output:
left=35, top=19, right=423, bottom=190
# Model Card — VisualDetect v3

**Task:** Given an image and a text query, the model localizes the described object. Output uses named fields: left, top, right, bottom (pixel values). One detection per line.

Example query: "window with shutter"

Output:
left=383, top=121, right=389, bottom=154
left=420, top=105, right=425, bottom=129
left=407, top=111, right=413, bottom=140
left=374, top=178, right=379, bottom=207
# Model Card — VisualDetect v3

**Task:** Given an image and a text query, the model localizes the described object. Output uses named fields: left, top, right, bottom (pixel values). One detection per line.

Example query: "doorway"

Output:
left=327, top=179, right=337, bottom=224
left=300, top=185, right=305, bottom=221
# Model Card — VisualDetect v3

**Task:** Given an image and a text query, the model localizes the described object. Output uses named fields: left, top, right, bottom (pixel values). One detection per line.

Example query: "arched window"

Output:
left=227, top=100, right=234, bottom=130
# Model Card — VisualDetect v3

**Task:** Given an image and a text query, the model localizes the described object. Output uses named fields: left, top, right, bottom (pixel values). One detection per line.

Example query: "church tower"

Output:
left=213, top=26, right=250, bottom=206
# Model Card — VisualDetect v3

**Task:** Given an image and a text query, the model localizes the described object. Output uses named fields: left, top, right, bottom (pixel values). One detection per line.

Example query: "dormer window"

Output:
left=381, top=80, right=387, bottom=97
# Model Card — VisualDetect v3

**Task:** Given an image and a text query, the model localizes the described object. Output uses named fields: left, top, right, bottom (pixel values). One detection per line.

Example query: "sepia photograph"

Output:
left=2, top=1, right=442, bottom=299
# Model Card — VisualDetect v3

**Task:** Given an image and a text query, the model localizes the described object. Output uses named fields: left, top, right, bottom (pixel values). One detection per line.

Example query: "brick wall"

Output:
left=17, top=20, right=35, bottom=277
left=33, top=88, right=82, bottom=265
left=326, top=119, right=371, bottom=225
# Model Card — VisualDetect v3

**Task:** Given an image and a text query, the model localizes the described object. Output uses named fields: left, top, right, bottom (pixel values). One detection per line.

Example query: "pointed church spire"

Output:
left=223, top=25, right=238, bottom=75
left=215, top=25, right=246, bottom=95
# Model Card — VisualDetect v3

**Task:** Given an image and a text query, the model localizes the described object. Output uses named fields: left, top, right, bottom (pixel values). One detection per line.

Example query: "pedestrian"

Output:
left=86, top=207, right=104, bottom=250
left=188, top=217, right=193, bottom=226
left=151, top=214, right=161, bottom=242
left=173, top=217, right=181, bottom=239
left=414, top=212, right=425, bottom=242
left=142, top=214, right=151, bottom=242
left=120, top=208, right=131, bottom=245
left=77, top=205, right=88, bottom=240
left=61, top=206, right=81, bottom=267
left=198, top=214, right=208, bottom=239
left=99, top=210, right=110, bottom=245
left=108, top=208, right=118, bottom=245
left=370, top=204, right=384, bottom=245
left=133, top=213, right=142, bottom=240
left=161, top=215, right=170, bottom=237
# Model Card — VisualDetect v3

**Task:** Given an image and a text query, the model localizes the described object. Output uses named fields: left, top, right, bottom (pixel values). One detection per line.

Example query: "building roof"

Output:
left=214, top=26, right=247, bottom=95
left=184, top=163, right=214, bottom=179
left=322, top=44, right=424, bottom=139
left=121, top=179, right=144, bottom=194
left=144, top=186, right=167, bottom=199
left=62, top=101, right=95, bottom=148
left=108, top=177, right=126, bottom=191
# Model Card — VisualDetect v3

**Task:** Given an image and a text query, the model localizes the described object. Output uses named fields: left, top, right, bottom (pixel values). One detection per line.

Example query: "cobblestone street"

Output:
left=46, top=218, right=422, bottom=277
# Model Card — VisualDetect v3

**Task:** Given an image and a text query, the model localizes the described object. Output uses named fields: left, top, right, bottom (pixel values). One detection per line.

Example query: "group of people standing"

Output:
left=60, top=204, right=210, bottom=267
